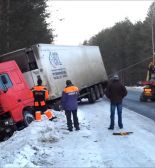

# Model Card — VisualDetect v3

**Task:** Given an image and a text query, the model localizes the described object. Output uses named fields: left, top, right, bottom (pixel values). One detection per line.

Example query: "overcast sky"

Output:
left=47, top=1, right=153, bottom=45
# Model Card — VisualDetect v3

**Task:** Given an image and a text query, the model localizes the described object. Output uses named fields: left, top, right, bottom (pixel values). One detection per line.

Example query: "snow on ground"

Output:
left=0, top=97, right=155, bottom=167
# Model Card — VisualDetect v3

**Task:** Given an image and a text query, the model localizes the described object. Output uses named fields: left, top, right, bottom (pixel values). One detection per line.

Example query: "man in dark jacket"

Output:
left=61, top=80, right=80, bottom=131
left=105, top=74, right=127, bottom=130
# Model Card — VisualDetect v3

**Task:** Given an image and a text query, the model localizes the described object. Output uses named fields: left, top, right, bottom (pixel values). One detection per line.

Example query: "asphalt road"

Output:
left=123, top=89, right=155, bottom=121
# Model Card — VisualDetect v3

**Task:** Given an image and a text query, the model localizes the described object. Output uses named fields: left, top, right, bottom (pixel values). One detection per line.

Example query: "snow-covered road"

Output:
left=0, top=98, right=155, bottom=167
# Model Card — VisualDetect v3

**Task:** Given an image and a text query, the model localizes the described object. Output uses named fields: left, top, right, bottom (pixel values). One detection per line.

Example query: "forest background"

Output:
left=0, top=0, right=155, bottom=85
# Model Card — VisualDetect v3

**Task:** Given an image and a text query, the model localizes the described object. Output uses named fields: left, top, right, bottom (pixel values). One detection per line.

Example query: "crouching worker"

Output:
left=61, top=80, right=80, bottom=131
left=31, top=78, right=56, bottom=121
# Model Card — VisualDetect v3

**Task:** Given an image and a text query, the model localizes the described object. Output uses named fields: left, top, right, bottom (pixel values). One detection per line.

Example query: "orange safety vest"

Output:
left=63, top=85, right=79, bottom=93
left=31, top=85, right=49, bottom=107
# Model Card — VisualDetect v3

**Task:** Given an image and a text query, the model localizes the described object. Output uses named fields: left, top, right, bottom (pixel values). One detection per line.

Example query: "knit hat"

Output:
left=66, top=80, right=72, bottom=86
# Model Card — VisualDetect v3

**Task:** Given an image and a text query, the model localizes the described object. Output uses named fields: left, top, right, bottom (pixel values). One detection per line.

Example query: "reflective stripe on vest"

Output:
left=34, top=101, right=46, bottom=107
left=34, top=102, right=39, bottom=107
left=40, top=101, right=45, bottom=106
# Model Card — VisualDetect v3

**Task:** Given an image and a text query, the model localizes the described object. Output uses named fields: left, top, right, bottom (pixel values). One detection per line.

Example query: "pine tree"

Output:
left=0, top=0, right=53, bottom=54
left=84, top=2, right=155, bottom=85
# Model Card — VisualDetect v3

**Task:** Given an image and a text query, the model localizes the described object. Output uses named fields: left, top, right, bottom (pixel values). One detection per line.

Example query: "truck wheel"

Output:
left=0, top=130, right=12, bottom=141
left=98, top=84, right=104, bottom=97
left=23, top=110, right=34, bottom=127
left=88, top=88, right=96, bottom=103
left=94, top=85, right=100, bottom=100
left=0, top=125, right=16, bottom=141
left=3, top=126, right=15, bottom=141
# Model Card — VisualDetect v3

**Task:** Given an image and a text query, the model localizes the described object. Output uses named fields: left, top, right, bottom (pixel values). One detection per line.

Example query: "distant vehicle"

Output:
left=140, top=64, right=155, bottom=102
left=0, top=61, right=34, bottom=141
left=140, top=83, right=155, bottom=102
left=136, top=81, right=150, bottom=86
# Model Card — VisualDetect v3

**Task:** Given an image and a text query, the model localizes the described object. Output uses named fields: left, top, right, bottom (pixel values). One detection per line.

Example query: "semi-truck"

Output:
left=0, top=44, right=108, bottom=140
left=0, top=44, right=108, bottom=102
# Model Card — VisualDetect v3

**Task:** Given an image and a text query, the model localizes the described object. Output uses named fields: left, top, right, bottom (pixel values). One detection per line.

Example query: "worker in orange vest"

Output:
left=146, top=62, right=155, bottom=81
left=61, top=80, right=80, bottom=131
left=31, top=78, right=56, bottom=121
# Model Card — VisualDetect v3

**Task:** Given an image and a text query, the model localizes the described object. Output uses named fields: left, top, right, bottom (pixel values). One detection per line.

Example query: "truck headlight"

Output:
left=4, top=119, right=14, bottom=125
left=4, top=121, right=9, bottom=125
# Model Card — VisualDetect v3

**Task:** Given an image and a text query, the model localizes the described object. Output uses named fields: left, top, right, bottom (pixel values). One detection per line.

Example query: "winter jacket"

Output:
left=105, top=80, right=127, bottom=103
left=61, top=84, right=79, bottom=111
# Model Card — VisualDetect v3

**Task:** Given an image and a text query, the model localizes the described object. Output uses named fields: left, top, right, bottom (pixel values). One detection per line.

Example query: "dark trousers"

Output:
left=65, top=110, right=79, bottom=129
left=110, top=103, right=123, bottom=128
left=34, top=105, right=48, bottom=114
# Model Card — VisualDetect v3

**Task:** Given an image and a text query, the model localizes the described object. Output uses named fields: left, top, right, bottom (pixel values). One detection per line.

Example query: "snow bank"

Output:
left=0, top=112, right=65, bottom=168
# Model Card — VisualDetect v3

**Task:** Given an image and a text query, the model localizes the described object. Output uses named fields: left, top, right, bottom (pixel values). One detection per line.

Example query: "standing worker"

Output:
left=61, top=80, right=80, bottom=131
left=105, top=74, right=127, bottom=130
left=146, top=62, right=155, bottom=81
left=31, top=77, right=55, bottom=121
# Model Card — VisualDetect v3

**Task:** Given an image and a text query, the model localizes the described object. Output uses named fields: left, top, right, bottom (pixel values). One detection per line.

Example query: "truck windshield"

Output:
left=0, top=74, right=13, bottom=91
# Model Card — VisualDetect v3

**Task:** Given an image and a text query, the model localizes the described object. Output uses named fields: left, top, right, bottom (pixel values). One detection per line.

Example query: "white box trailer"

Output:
left=0, top=44, right=108, bottom=104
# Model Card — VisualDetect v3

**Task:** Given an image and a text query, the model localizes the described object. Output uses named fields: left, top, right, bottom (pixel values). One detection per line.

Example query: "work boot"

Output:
left=108, top=126, right=114, bottom=130
left=68, top=128, right=73, bottom=132
left=49, top=116, right=57, bottom=121
left=75, top=127, right=80, bottom=131
left=119, top=124, right=123, bottom=129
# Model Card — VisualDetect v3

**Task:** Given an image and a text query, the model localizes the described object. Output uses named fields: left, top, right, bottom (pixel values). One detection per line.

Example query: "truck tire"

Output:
left=88, top=88, right=96, bottom=103
left=94, top=85, right=100, bottom=100
left=3, top=126, right=16, bottom=141
left=0, top=124, right=16, bottom=142
left=0, top=131, right=12, bottom=141
left=98, top=84, right=104, bottom=97
left=23, top=110, right=34, bottom=127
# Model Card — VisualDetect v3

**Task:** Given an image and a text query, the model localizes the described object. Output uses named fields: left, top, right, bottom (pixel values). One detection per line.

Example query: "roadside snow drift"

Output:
left=0, top=115, right=60, bottom=167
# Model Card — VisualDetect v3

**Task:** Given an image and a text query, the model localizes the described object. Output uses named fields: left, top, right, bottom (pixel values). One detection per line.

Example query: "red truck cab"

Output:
left=0, top=61, right=34, bottom=141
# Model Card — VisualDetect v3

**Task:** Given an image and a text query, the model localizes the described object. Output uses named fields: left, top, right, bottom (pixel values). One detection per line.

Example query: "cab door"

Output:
left=0, top=73, right=17, bottom=115
left=9, top=68, right=33, bottom=121
left=0, top=69, right=32, bottom=122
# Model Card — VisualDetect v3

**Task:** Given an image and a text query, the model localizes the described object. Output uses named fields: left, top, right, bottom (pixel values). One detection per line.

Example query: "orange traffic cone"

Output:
left=44, top=109, right=53, bottom=120
left=35, top=111, right=42, bottom=121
